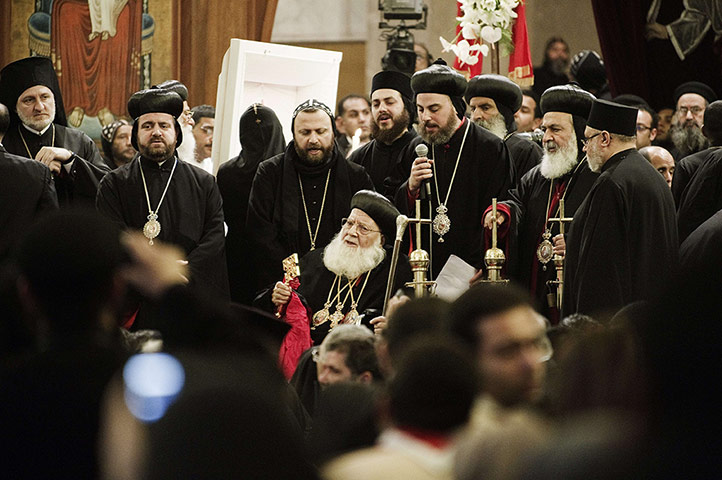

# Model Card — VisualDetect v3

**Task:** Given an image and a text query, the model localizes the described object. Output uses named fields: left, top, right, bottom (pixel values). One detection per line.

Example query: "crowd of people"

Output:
left=0, top=34, right=721, bottom=479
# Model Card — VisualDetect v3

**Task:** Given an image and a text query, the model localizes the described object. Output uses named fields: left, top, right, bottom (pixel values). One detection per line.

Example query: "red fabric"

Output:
left=121, top=307, right=139, bottom=330
left=398, top=426, right=453, bottom=450
left=453, top=3, right=483, bottom=77
left=508, top=2, right=534, bottom=87
left=278, top=277, right=313, bottom=380
left=51, top=0, right=142, bottom=117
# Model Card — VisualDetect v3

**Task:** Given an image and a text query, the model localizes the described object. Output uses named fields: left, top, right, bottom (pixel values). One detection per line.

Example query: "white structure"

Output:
left=212, top=39, right=343, bottom=173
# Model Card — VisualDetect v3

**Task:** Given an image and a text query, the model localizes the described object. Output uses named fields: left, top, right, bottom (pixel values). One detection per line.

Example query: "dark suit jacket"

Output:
left=0, top=145, right=59, bottom=259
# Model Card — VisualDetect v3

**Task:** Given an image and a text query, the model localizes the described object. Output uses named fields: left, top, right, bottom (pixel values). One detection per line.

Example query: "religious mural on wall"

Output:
left=18, top=0, right=156, bottom=137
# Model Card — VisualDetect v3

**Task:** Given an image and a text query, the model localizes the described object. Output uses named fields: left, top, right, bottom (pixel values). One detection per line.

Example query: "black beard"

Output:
left=418, top=110, right=459, bottom=146
left=671, top=123, right=710, bottom=157
left=294, top=142, right=333, bottom=166
left=547, top=57, right=569, bottom=76
left=139, top=144, right=174, bottom=163
left=371, top=109, right=410, bottom=145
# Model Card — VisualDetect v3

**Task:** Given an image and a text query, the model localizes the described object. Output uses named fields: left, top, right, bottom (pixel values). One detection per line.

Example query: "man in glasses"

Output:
left=563, top=99, right=678, bottom=318
left=267, top=190, right=411, bottom=345
left=669, top=81, right=716, bottom=160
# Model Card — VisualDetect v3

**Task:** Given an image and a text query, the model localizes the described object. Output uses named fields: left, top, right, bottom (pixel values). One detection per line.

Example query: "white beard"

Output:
left=322, top=233, right=386, bottom=280
left=176, top=122, right=196, bottom=164
left=540, top=135, right=579, bottom=179
left=475, top=113, right=507, bottom=140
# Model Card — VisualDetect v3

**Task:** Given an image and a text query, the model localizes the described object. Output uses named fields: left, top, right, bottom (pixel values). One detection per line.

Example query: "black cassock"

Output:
left=257, top=246, right=411, bottom=345
left=680, top=209, right=722, bottom=270
left=502, top=159, right=598, bottom=317
left=0, top=146, right=59, bottom=260
left=563, top=149, right=678, bottom=318
left=677, top=148, right=722, bottom=242
left=506, top=133, right=543, bottom=183
left=3, top=123, right=108, bottom=207
left=392, top=118, right=514, bottom=278
left=671, top=146, right=721, bottom=206
left=349, top=130, right=417, bottom=199
left=96, top=155, right=229, bottom=301
left=247, top=143, right=373, bottom=290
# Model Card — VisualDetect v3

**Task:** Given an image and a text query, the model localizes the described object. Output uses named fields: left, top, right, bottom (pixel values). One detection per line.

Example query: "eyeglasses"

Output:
left=341, top=218, right=380, bottom=236
left=636, top=124, right=652, bottom=132
left=678, top=106, right=704, bottom=116
left=581, top=132, right=602, bottom=146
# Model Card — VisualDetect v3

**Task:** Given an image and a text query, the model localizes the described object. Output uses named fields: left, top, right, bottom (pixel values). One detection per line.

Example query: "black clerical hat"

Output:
left=153, top=79, right=189, bottom=101
left=411, top=59, right=467, bottom=98
left=464, top=74, right=522, bottom=112
left=0, top=56, right=68, bottom=127
left=350, top=190, right=400, bottom=244
left=569, top=50, right=607, bottom=92
left=540, top=84, right=596, bottom=119
left=613, top=94, right=650, bottom=108
left=674, top=81, right=716, bottom=105
left=128, top=88, right=184, bottom=149
left=587, top=99, right=638, bottom=136
left=372, top=70, right=413, bottom=101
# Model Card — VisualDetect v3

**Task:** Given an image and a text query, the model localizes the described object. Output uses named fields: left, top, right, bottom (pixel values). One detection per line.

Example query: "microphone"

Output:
left=516, top=128, right=544, bottom=146
left=415, top=143, right=431, bottom=198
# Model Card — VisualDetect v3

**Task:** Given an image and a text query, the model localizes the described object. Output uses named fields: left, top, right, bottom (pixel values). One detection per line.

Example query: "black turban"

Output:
left=350, top=190, right=400, bottom=244
left=465, top=74, right=523, bottom=129
left=673, top=81, right=716, bottom=105
left=372, top=69, right=415, bottom=124
left=540, top=84, right=596, bottom=119
left=153, top=80, right=189, bottom=102
left=411, top=59, right=467, bottom=120
left=128, top=88, right=184, bottom=149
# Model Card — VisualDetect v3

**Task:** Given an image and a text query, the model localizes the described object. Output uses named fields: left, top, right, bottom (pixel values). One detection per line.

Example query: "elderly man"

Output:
left=466, top=74, right=543, bottom=180
left=481, top=84, right=598, bottom=321
left=391, top=60, right=514, bottom=278
left=269, top=190, right=411, bottom=345
left=247, top=99, right=373, bottom=289
left=0, top=57, right=108, bottom=206
left=100, top=119, right=135, bottom=169
left=670, top=81, right=716, bottom=160
left=640, top=146, right=675, bottom=187
left=563, top=99, right=678, bottom=318
left=0, top=102, right=58, bottom=260
left=96, top=88, right=229, bottom=314
left=349, top=70, right=417, bottom=197
left=672, top=99, right=722, bottom=205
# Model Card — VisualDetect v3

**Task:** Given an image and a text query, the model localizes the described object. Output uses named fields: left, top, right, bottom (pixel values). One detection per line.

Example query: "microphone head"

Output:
left=415, top=143, right=428, bottom=157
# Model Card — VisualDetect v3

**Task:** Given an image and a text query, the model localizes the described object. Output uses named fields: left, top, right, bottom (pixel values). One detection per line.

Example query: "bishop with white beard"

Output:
left=480, top=85, right=599, bottom=322
left=266, top=190, right=411, bottom=344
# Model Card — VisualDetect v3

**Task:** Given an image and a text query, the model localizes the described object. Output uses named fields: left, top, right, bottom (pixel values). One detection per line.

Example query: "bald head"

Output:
left=640, top=146, right=675, bottom=187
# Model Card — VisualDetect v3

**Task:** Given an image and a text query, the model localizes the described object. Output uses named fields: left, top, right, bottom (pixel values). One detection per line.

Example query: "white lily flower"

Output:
left=461, top=23, right=480, bottom=40
left=439, top=36, right=455, bottom=53
left=481, top=25, right=502, bottom=43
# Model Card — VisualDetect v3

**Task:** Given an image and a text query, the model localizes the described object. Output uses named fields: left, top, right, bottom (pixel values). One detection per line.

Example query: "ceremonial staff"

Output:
left=547, top=199, right=572, bottom=309
left=478, top=198, right=509, bottom=284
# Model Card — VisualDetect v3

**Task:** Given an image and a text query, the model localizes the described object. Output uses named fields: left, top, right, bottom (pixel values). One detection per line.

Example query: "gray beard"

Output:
left=322, top=233, right=386, bottom=279
left=474, top=114, right=507, bottom=139
left=177, top=123, right=197, bottom=164
left=671, top=123, right=709, bottom=157
left=17, top=102, right=55, bottom=132
left=540, top=136, right=579, bottom=179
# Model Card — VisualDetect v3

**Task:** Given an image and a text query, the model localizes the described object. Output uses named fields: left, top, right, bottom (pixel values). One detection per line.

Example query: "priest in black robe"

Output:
left=349, top=70, right=417, bottom=198
left=0, top=102, right=59, bottom=261
left=262, top=190, right=411, bottom=345
left=0, top=57, right=108, bottom=207
left=96, top=88, right=229, bottom=316
left=217, top=104, right=286, bottom=303
left=671, top=100, right=722, bottom=206
left=390, top=60, right=514, bottom=278
left=677, top=147, right=722, bottom=242
left=563, top=100, right=678, bottom=319
left=481, top=84, right=598, bottom=321
left=247, top=99, right=373, bottom=290
left=465, top=74, right=543, bottom=182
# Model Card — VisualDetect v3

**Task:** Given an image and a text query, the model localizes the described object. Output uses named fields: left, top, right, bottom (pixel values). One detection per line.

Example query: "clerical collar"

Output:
left=140, top=155, right=175, bottom=170
left=21, top=121, right=52, bottom=136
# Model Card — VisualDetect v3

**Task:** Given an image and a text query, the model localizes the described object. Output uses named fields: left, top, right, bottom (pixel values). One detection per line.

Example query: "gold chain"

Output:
left=298, top=169, right=331, bottom=250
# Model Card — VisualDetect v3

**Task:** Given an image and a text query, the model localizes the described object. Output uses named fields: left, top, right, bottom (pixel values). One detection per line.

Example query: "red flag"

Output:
left=508, top=1, right=534, bottom=87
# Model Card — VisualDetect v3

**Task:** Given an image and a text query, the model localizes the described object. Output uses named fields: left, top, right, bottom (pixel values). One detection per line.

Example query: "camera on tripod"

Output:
left=378, top=0, right=427, bottom=76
